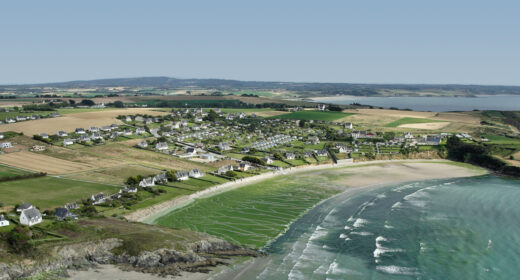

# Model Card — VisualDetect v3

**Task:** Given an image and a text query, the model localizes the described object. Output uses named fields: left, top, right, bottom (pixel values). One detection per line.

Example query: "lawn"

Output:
left=154, top=171, right=343, bottom=248
left=56, top=108, right=117, bottom=115
left=384, top=117, right=444, bottom=127
left=271, top=111, right=354, bottom=121
left=0, top=164, right=32, bottom=179
left=0, top=176, right=119, bottom=209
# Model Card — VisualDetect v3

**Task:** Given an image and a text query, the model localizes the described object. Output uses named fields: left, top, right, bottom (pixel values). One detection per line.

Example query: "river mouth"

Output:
left=224, top=175, right=520, bottom=280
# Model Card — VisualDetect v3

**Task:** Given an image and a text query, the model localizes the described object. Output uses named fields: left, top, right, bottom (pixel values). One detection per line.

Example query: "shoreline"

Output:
left=127, top=159, right=456, bottom=223
left=74, top=161, right=486, bottom=280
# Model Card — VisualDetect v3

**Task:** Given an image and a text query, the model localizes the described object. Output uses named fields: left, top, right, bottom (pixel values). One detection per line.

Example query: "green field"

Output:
left=271, top=111, right=353, bottom=121
left=0, top=176, right=119, bottom=209
left=56, top=108, right=116, bottom=115
left=154, top=170, right=344, bottom=248
left=0, top=164, right=32, bottom=179
left=384, top=117, right=445, bottom=127
left=482, top=134, right=520, bottom=144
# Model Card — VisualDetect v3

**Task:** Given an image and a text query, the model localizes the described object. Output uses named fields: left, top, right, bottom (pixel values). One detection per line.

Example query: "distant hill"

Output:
left=3, top=77, right=520, bottom=96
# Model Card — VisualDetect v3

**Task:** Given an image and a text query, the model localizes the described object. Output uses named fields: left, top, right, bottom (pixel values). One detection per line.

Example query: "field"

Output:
left=384, top=117, right=447, bottom=128
left=0, top=151, right=94, bottom=174
left=482, top=134, right=520, bottom=144
left=154, top=170, right=343, bottom=248
left=271, top=111, right=354, bottom=121
left=0, top=108, right=168, bottom=135
left=0, top=176, right=119, bottom=209
left=63, top=164, right=163, bottom=185
left=0, top=164, right=31, bottom=179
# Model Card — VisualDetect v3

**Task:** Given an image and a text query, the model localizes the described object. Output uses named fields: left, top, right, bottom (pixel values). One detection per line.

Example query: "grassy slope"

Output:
left=271, top=111, right=354, bottom=121
left=384, top=117, right=445, bottom=127
left=0, top=176, right=119, bottom=209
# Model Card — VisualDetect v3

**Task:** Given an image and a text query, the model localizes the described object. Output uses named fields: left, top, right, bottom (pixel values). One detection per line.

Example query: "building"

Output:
left=217, top=165, right=235, bottom=175
left=218, top=142, right=231, bottom=151
left=285, top=153, right=296, bottom=160
left=139, top=177, right=156, bottom=188
left=75, top=128, right=86, bottom=134
left=20, top=207, right=42, bottom=226
left=17, top=202, right=33, bottom=212
left=200, top=154, right=215, bottom=161
left=0, top=215, right=9, bottom=227
left=57, top=131, right=68, bottom=137
left=155, top=142, right=169, bottom=151
left=40, top=133, right=49, bottom=139
left=55, top=207, right=77, bottom=221
left=263, top=157, right=274, bottom=164
left=137, top=141, right=148, bottom=148
left=239, top=162, right=251, bottom=171
left=175, top=171, right=189, bottom=181
left=154, top=173, right=168, bottom=184
left=63, top=139, right=74, bottom=146
left=189, top=169, right=204, bottom=178
left=91, top=193, right=106, bottom=205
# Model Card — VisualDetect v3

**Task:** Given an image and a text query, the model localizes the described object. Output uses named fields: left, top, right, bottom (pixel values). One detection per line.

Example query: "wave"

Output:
left=376, top=265, right=418, bottom=275
left=353, top=218, right=369, bottom=228
left=350, top=231, right=373, bottom=236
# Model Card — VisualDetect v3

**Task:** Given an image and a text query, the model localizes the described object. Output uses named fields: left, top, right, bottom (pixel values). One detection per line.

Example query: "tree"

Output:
left=166, top=170, right=178, bottom=182
left=225, top=170, right=238, bottom=178
left=80, top=99, right=95, bottom=106
left=113, top=101, right=124, bottom=108
left=68, top=99, right=76, bottom=105
left=205, top=109, right=219, bottom=122
left=299, top=119, right=306, bottom=128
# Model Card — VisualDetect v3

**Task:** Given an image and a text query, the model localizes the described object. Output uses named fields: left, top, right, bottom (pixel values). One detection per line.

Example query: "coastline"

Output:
left=127, top=159, right=463, bottom=223
left=73, top=160, right=486, bottom=280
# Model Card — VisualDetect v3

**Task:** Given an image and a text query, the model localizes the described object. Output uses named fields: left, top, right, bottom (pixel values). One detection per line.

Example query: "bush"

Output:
left=242, top=156, right=266, bottom=165
left=6, top=226, right=34, bottom=255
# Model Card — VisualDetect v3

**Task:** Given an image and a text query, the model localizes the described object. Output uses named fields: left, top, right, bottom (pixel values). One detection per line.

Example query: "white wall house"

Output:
left=20, top=208, right=42, bottom=226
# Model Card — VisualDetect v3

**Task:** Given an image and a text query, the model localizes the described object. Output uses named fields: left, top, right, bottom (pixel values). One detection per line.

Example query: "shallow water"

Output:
left=243, top=175, right=520, bottom=280
left=311, top=95, right=520, bottom=111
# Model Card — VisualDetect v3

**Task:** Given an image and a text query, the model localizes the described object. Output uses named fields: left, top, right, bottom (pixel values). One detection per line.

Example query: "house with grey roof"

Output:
left=55, top=207, right=77, bottom=221
left=175, top=171, right=189, bottom=181
left=20, top=207, right=42, bottom=226
left=17, top=202, right=33, bottom=212
left=189, top=169, right=204, bottom=178
left=139, top=177, right=156, bottom=188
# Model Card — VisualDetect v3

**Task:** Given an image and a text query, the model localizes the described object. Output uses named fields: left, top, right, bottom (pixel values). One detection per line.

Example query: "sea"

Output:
left=311, top=95, right=520, bottom=112
left=233, top=175, right=520, bottom=280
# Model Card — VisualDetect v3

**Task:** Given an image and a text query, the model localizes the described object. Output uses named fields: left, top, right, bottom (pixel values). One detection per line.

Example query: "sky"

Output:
left=1, top=0, right=519, bottom=85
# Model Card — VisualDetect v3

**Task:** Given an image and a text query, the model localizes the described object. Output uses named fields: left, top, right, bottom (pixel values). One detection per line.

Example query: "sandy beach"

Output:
left=82, top=160, right=485, bottom=280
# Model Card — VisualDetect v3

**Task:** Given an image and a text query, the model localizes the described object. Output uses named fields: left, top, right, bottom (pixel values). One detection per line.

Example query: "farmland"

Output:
left=0, top=108, right=168, bottom=136
left=271, top=111, right=354, bottom=121
left=0, top=151, right=94, bottom=174
left=0, top=176, right=119, bottom=209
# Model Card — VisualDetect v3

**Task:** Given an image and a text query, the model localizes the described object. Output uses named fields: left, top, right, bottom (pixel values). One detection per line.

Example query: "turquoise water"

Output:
left=248, top=175, right=520, bottom=280
left=312, top=95, right=520, bottom=111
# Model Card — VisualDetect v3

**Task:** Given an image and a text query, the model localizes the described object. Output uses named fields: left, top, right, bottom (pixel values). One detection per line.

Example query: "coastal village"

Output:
left=0, top=104, right=475, bottom=228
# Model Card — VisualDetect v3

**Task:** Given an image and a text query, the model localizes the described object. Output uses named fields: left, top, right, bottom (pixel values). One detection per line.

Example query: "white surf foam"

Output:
left=350, top=231, right=373, bottom=236
left=353, top=218, right=369, bottom=228
left=376, top=265, right=418, bottom=275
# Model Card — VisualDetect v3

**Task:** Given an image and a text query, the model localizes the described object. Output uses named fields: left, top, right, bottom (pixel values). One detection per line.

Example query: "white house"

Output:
left=189, top=169, right=204, bottom=178
left=63, top=139, right=74, bottom=146
left=20, top=208, right=42, bottom=226
left=137, top=141, right=148, bottom=148
left=285, top=153, right=296, bottom=160
left=57, top=131, right=68, bottom=137
left=135, top=128, right=146, bottom=134
left=200, top=154, right=215, bottom=161
left=175, top=171, right=189, bottom=181
left=0, top=215, right=9, bottom=227
left=218, top=142, right=231, bottom=151
left=139, top=177, right=156, bottom=188
left=239, top=162, right=251, bottom=171
left=155, top=142, right=169, bottom=151
left=185, top=147, right=197, bottom=156
left=263, top=157, right=274, bottom=164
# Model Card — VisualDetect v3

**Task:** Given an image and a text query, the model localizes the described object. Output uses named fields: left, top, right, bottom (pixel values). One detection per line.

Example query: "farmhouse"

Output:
left=344, top=122, right=353, bottom=129
left=285, top=152, right=296, bottom=160
left=6, top=118, right=16, bottom=123
left=139, top=177, right=156, bottom=188
left=89, top=126, right=100, bottom=133
left=189, top=169, right=204, bottom=178
left=121, top=186, right=138, bottom=193
left=57, top=131, right=68, bottom=137
left=65, top=202, right=79, bottom=210
left=0, top=215, right=9, bottom=227
left=40, top=133, right=49, bottom=139
left=15, top=116, right=27, bottom=121
left=20, top=207, right=42, bottom=226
